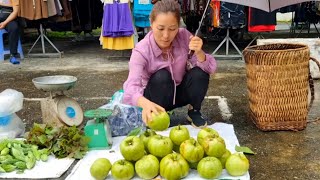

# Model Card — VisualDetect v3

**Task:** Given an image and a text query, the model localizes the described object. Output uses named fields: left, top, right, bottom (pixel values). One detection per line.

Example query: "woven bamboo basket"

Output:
left=243, top=43, right=311, bottom=131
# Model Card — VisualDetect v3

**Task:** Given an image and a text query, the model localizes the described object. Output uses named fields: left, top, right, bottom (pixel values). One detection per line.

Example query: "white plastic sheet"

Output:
left=0, top=156, right=74, bottom=179
left=66, top=123, right=250, bottom=180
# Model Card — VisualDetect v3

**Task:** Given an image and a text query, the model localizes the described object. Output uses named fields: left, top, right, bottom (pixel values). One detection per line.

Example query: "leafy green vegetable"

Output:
left=31, top=145, right=40, bottom=160
left=51, top=125, right=90, bottom=159
left=0, top=138, right=51, bottom=174
left=26, top=123, right=90, bottom=159
left=1, top=164, right=16, bottom=172
left=1, top=158, right=20, bottom=165
left=1, top=147, right=9, bottom=155
left=127, top=127, right=143, bottom=136
left=40, top=153, right=48, bottom=162
left=14, top=161, right=27, bottom=170
left=0, top=165, right=6, bottom=173
left=11, top=147, right=26, bottom=162
left=235, top=145, right=256, bottom=155
left=167, top=110, right=175, bottom=115
left=0, top=139, right=9, bottom=151
left=0, top=155, right=12, bottom=162
left=26, top=151, right=36, bottom=169
left=25, top=123, right=59, bottom=149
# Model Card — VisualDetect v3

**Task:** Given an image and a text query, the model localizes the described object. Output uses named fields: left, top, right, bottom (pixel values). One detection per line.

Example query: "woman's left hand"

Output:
left=0, top=22, right=7, bottom=29
left=189, top=36, right=206, bottom=62
left=189, top=36, right=203, bottom=54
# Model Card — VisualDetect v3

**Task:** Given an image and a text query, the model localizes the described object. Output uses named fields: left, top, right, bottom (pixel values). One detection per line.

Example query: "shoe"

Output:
left=187, top=109, right=207, bottom=128
left=9, top=56, right=20, bottom=65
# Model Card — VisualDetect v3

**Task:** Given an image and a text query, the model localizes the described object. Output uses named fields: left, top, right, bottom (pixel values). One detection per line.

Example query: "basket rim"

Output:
left=244, top=43, right=309, bottom=53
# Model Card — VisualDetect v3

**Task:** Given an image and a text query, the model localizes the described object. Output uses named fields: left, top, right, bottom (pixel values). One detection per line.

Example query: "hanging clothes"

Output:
left=279, top=5, right=297, bottom=13
left=294, top=3, right=307, bottom=23
left=304, top=2, right=319, bottom=24
left=133, top=0, right=153, bottom=28
left=50, top=0, right=73, bottom=23
left=210, top=0, right=220, bottom=28
left=185, top=0, right=201, bottom=33
left=248, top=7, right=276, bottom=32
left=101, top=36, right=134, bottom=50
left=48, top=0, right=74, bottom=32
left=101, top=0, right=134, bottom=50
left=102, top=2, right=134, bottom=37
left=0, top=0, right=18, bottom=6
left=54, top=0, right=63, bottom=16
left=71, top=0, right=93, bottom=33
left=69, top=0, right=102, bottom=33
left=18, top=0, right=48, bottom=20
left=91, top=0, right=103, bottom=29
left=47, top=0, right=58, bottom=17
left=219, top=2, right=245, bottom=29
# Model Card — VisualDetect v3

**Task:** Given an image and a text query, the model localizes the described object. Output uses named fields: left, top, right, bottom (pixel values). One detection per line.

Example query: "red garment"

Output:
left=210, top=0, right=220, bottom=27
left=248, top=7, right=275, bottom=32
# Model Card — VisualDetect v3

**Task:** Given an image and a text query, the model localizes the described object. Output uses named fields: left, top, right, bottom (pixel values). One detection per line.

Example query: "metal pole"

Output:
left=226, top=29, right=229, bottom=55
left=40, top=24, right=45, bottom=53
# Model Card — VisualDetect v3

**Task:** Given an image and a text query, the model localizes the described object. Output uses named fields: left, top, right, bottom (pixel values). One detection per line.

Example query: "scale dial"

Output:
left=56, top=96, right=83, bottom=126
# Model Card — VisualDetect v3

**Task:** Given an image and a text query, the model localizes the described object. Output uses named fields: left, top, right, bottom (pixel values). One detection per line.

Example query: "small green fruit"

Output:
left=90, top=158, right=112, bottom=180
left=147, top=112, right=170, bottom=131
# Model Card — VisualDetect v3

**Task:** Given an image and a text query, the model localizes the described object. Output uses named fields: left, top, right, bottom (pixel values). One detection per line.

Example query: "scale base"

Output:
left=40, top=96, right=83, bottom=127
left=84, top=119, right=112, bottom=150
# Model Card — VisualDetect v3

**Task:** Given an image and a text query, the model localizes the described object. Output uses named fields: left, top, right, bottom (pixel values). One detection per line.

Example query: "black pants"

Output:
left=144, top=67, right=210, bottom=111
left=0, top=8, right=19, bottom=57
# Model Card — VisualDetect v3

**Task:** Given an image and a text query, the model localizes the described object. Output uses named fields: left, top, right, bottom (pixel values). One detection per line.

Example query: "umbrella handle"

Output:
left=187, top=0, right=211, bottom=59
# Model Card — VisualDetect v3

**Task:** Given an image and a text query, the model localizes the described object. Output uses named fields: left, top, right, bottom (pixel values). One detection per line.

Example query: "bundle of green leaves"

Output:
left=0, top=139, right=50, bottom=173
left=25, top=123, right=90, bottom=159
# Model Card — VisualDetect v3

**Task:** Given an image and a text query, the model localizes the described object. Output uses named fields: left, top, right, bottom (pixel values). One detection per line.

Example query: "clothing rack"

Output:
left=295, top=21, right=320, bottom=38
left=246, top=32, right=265, bottom=47
left=211, top=28, right=243, bottom=59
left=27, top=23, right=63, bottom=58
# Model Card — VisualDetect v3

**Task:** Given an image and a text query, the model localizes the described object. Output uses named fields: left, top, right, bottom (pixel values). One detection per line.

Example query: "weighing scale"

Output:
left=32, top=75, right=83, bottom=127
left=84, top=108, right=113, bottom=149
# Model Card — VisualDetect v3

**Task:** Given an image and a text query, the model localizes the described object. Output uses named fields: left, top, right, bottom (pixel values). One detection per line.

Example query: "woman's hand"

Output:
left=0, top=22, right=7, bottom=29
left=189, top=36, right=206, bottom=62
left=137, top=96, right=166, bottom=125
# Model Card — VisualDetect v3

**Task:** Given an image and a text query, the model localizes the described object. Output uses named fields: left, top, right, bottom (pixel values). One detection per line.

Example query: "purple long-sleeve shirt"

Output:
left=123, top=28, right=217, bottom=106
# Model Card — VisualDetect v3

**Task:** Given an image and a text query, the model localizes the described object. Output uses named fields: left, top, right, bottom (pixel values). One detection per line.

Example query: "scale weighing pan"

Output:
left=32, top=75, right=77, bottom=92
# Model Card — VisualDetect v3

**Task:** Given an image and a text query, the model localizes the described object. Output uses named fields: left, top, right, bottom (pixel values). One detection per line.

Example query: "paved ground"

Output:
left=0, top=32, right=320, bottom=180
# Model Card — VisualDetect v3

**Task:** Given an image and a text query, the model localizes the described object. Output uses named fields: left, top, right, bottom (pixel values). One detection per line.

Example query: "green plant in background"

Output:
left=46, top=28, right=101, bottom=40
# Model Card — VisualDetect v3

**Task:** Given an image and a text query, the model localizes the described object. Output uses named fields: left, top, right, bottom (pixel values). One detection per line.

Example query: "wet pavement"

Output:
left=0, top=35, right=320, bottom=180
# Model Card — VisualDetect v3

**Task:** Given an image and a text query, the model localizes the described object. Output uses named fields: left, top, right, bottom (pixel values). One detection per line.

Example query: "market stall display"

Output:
left=66, top=123, right=251, bottom=180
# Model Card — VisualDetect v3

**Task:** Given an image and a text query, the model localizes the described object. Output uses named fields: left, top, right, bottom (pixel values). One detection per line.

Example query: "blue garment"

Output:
left=133, top=0, right=153, bottom=28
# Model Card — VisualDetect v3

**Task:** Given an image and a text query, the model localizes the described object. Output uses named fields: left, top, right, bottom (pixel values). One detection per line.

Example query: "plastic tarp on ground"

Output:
left=66, top=122, right=250, bottom=180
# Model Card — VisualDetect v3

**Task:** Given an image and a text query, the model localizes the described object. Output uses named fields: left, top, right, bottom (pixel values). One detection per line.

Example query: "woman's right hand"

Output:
left=137, top=97, right=165, bottom=125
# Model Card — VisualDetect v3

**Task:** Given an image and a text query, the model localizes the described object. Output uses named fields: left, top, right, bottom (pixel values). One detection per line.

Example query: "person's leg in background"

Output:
left=5, top=19, right=20, bottom=64
left=175, top=67, right=210, bottom=127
